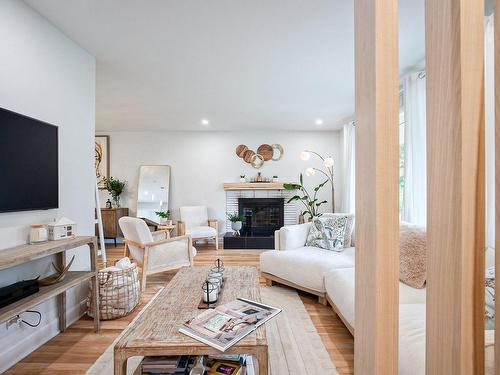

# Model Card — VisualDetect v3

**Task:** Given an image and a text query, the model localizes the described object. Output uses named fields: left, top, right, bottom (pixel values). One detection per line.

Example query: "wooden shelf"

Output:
left=0, top=236, right=94, bottom=271
left=223, top=182, right=293, bottom=190
left=0, top=271, right=94, bottom=324
left=0, top=236, right=100, bottom=332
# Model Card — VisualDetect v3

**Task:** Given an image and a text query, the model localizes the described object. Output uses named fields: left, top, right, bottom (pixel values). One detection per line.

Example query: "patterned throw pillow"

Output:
left=322, top=213, right=355, bottom=247
left=306, top=216, right=348, bottom=251
left=485, top=265, right=495, bottom=329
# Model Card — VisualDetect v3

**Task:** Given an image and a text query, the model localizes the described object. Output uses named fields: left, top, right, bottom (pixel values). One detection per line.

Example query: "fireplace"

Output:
left=223, top=198, right=285, bottom=249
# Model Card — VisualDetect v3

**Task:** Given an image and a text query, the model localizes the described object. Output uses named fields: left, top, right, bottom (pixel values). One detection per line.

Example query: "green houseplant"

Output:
left=104, top=177, right=126, bottom=208
left=226, top=212, right=244, bottom=235
left=284, top=173, right=328, bottom=221
left=155, top=210, right=172, bottom=225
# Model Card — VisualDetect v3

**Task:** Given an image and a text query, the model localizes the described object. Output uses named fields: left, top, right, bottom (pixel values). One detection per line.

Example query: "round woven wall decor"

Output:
left=250, top=153, right=265, bottom=168
left=243, top=149, right=256, bottom=163
left=235, top=144, right=248, bottom=158
left=271, top=144, right=284, bottom=161
left=257, top=144, right=273, bottom=161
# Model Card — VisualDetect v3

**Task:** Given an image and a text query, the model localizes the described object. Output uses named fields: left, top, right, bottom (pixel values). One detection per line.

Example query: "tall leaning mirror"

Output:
left=136, top=165, right=171, bottom=223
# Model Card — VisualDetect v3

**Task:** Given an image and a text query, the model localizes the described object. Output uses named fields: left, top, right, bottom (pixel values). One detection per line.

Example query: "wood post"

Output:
left=495, top=0, right=500, bottom=373
left=354, top=1, right=399, bottom=374
left=425, top=0, right=485, bottom=374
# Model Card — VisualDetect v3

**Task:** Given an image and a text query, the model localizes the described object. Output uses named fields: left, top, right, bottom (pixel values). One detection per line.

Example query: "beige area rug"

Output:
left=86, top=285, right=338, bottom=375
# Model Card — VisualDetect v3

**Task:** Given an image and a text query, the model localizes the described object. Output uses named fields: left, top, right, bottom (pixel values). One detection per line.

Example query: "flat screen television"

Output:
left=0, top=107, right=58, bottom=213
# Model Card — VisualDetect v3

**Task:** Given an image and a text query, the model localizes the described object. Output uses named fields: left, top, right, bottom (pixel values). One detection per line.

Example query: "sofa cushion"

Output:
left=322, top=213, right=355, bottom=247
left=306, top=216, right=348, bottom=251
left=186, top=226, right=217, bottom=238
left=260, top=247, right=355, bottom=292
left=324, top=268, right=426, bottom=328
left=400, top=223, right=427, bottom=288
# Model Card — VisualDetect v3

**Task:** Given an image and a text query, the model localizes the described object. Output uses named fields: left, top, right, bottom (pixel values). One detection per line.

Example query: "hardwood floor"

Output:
left=5, top=244, right=354, bottom=374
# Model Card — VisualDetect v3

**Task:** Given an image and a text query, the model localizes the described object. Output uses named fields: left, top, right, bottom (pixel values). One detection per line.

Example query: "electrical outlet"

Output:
left=6, top=315, right=21, bottom=329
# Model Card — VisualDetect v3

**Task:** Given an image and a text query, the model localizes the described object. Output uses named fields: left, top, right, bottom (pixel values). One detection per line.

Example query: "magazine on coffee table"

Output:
left=179, top=298, right=281, bottom=351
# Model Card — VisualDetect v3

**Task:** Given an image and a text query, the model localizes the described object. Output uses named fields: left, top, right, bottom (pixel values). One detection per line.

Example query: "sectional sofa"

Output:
left=260, top=221, right=495, bottom=375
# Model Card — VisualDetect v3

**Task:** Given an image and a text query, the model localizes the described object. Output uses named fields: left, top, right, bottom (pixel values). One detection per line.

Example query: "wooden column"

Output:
left=354, top=1, right=399, bottom=374
left=425, top=0, right=485, bottom=374
left=495, top=0, right=500, bottom=373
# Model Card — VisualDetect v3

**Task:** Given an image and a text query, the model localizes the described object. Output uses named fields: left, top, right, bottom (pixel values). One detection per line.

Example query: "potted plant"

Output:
left=155, top=210, right=172, bottom=225
left=226, top=212, right=244, bottom=235
left=104, top=177, right=126, bottom=208
left=240, top=175, right=246, bottom=183
left=284, top=173, right=328, bottom=221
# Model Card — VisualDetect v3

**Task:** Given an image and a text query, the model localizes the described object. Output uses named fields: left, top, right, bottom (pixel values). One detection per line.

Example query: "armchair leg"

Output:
left=141, top=269, right=147, bottom=291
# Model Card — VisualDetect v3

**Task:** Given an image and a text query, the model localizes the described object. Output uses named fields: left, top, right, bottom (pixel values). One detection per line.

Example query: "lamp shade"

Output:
left=305, top=167, right=316, bottom=176
left=323, top=157, right=334, bottom=168
left=300, top=151, right=311, bottom=161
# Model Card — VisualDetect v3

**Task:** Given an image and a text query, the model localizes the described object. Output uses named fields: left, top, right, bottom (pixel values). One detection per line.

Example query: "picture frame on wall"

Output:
left=95, top=135, right=109, bottom=189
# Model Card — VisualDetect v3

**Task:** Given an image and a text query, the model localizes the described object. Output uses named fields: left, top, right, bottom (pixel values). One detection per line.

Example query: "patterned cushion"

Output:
left=306, top=216, right=348, bottom=251
left=485, top=265, right=495, bottom=329
left=322, top=213, right=355, bottom=246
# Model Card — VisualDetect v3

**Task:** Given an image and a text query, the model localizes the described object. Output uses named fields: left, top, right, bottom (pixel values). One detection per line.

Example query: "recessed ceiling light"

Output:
left=201, top=119, right=210, bottom=126
left=315, top=119, right=324, bottom=126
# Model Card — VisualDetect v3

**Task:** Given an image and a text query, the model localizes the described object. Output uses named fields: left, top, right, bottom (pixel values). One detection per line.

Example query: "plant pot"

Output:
left=231, top=221, right=242, bottom=231
left=240, top=178, right=246, bottom=182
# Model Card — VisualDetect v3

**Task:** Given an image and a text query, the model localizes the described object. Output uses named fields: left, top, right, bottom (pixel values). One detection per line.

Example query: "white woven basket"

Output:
left=88, top=263, right=140, bottom=320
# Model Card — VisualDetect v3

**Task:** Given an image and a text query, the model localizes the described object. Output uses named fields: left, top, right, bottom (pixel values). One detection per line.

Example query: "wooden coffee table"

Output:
left=114, top=266, right=268, bottom=375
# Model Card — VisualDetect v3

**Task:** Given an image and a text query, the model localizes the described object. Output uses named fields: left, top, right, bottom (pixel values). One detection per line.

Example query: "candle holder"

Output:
left=202, top=280, right=218, bottom=308
left=198, top=261, right=227, bottom=309
left=211, top=258, right=225, bottom=273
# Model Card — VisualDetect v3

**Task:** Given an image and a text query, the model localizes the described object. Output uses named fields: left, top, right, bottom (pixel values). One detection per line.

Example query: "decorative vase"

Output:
left=231, top=221, right=242, bottom=235
left=298, top=214, right=305, bottom=224
left=165, top=219, right=173, bottom=226
left=112, top=195, right=121, bottom=208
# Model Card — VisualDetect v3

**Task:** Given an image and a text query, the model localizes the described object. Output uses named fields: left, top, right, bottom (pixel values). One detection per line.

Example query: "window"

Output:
left=399, top=90, right=405, bottom=214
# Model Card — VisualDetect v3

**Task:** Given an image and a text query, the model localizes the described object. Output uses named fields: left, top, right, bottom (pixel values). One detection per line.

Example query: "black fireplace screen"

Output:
left=238, top=198, right=284, bottom=236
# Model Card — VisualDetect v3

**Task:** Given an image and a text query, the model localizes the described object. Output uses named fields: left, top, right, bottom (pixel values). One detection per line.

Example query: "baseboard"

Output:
left=0, top=300, right=85, bottom=372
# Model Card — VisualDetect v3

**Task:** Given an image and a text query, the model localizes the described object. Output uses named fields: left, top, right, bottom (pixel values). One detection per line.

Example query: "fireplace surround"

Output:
left=224, top=197, right=285, bottom=249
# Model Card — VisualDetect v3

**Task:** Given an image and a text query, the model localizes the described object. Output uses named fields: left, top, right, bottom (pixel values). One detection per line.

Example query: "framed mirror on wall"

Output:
left=136, top=165, right=171, bottom=223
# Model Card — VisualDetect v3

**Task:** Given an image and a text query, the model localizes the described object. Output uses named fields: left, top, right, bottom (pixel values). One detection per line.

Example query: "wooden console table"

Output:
left=0, top=236, right=100, bottom=332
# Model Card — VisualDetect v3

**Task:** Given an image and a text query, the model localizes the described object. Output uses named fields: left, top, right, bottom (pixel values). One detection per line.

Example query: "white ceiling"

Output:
left=25, top=0, right=425, bottom=131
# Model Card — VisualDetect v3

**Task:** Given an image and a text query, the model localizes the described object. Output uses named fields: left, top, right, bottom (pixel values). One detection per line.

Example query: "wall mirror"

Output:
left=136, top=165, right=171, bottom=223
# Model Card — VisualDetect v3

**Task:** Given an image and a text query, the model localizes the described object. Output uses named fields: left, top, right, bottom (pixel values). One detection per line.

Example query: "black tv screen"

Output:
left=0, top=108, right=58, bottom=212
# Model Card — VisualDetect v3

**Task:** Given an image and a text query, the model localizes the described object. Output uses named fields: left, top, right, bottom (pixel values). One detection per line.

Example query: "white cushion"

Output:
left=260, top=247, right=355, bottom=292
left=186, top=226, right=217, bottom=239
left=276, top=223, right=311, bottom=250
left=147, top=241, right=196, bottom=273
left=180, top=206, right=209, bottom=229
left=399, top=304, right=426, bottom=375
left=324, top=268, right=426, bottom=328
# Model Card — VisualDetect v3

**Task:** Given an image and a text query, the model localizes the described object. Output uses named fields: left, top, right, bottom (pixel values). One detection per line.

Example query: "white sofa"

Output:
left=260, top=223, right=496, bottom=374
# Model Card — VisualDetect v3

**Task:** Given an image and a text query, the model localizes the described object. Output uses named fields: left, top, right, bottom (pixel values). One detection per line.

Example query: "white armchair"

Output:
left=177, top=206, right=219, bottom=250
left=119, top=217, right=196, bottom=290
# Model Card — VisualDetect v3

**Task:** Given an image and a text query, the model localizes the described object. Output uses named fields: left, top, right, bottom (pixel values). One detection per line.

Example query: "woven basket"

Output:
left=88, top=263, right=140, bottom=320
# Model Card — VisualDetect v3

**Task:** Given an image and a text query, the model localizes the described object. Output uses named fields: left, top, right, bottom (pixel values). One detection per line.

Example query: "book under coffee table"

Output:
left=113, top=266, right=268, bottom=375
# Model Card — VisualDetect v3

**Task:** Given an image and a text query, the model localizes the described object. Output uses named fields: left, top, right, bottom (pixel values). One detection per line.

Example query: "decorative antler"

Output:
left=38, top=255, right=76, bottom=286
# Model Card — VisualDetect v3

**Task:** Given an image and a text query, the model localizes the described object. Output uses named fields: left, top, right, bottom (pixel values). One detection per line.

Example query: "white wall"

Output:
left=0, top=1, right=95, bottom=371
left=97, top=130, right=342, bottom=230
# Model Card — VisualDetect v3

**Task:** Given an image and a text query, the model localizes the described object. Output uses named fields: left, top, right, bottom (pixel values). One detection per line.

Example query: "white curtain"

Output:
left=485, top=15, right=494, bottom=249
left=341, top=122, right=355, bottom=213
left=402, top=72, right=427, bottom=226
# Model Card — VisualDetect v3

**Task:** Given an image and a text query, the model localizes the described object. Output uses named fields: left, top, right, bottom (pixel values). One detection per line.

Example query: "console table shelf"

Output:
left=0, top=271, right=94, bottom=324
left=0, top=236, right=100, bottom=332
